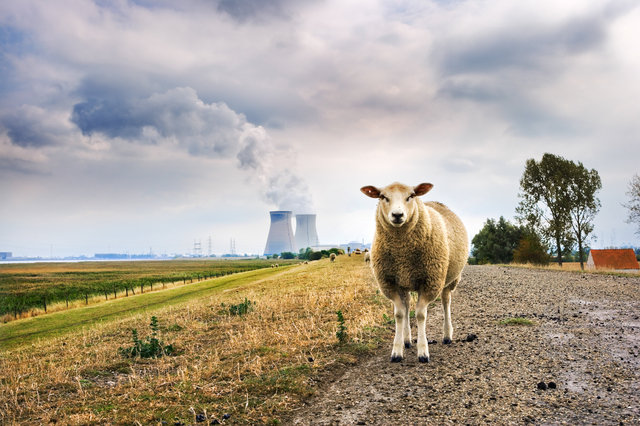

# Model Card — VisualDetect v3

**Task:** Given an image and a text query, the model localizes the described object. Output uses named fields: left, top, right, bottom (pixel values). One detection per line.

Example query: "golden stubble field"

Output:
left=0, top=255, right=390, bottom=424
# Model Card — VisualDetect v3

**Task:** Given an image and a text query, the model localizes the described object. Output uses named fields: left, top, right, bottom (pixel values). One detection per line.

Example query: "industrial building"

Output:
left=264, top=212, right=322, bottom=256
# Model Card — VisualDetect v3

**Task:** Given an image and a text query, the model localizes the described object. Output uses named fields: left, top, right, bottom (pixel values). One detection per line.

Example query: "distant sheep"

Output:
left=364, top=251, right=370, bottom=264
left=330, top=253, right=336, bottom=262
left=361, top=182, right=469, bottom=363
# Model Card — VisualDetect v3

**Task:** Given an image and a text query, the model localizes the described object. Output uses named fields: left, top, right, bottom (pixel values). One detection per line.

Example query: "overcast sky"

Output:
left=1, top=0, right=639, bottom=257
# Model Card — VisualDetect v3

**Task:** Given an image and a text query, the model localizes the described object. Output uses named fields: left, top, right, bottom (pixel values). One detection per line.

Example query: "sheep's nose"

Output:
left=392, top=212, right=404, bottom=220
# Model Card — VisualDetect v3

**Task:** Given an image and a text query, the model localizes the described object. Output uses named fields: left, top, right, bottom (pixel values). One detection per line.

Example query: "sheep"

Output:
left=361, top=182, right=468, bottom=363
left=364, top=251, right=371, bottom=264
left=330, top=253, right=336, bottom=262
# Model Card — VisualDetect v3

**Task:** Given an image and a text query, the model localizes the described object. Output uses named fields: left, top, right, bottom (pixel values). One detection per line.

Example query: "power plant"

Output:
left=264, top=211, right=320, bottom=256
left=295, top=214, right=319, bottom=251
left=264, top=211, right=296, bottom=255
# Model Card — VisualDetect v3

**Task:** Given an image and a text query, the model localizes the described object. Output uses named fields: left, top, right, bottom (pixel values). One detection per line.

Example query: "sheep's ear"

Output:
left=413, top=183, right=433, bottom=196
left=361, top=186, right=381, bottom=198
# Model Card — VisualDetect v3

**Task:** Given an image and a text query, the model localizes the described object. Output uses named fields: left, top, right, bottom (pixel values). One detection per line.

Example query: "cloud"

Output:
left=0, top=105, right=70, bottom=148
left=70, top=85, right=313, bottom=212
left=72, top=87, right=245, bottom=157
left=216, top=0, right=316, bottom=23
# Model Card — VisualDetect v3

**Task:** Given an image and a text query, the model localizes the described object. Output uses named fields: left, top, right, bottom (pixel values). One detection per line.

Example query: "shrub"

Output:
left=227, top=298, right=254, bottom=316
left=513, top=231, right=550, bottom=265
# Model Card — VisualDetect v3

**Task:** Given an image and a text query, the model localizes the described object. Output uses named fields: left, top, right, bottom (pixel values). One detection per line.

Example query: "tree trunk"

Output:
left=578, top=237, right=584, bottom=270
left=555, top=234, right=563, bottom=267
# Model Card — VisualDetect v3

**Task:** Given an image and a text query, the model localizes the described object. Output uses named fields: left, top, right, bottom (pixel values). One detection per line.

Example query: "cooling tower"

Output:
left=264, top=211, right=296, bottom=255
left=295, top=214, right=319, bottom=250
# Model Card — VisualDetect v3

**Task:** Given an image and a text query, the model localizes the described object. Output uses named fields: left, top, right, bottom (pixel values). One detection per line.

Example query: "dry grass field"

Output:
left=0, top=255, right=389, bottom=424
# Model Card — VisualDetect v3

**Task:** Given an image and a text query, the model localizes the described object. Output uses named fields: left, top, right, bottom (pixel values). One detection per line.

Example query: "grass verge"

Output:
left=0, top=266, right=291, bottom=350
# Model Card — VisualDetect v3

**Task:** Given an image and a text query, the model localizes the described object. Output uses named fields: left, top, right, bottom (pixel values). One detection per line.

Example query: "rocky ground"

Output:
left=290, top=265, right=640, bottom=425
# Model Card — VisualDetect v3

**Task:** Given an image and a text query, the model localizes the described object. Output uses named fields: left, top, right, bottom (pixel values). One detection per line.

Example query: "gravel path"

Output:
left=291, top=265, right=640, bottom=425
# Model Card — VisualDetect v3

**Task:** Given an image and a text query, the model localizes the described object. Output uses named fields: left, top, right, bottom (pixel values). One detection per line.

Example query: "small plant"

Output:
left=499, top=317, right=535, bottom=326
left=119, top=316, right=175, bottom=359
left=382, top=313, right=394, bottom=325
left=336, top=310, right=348, bottom=343
left=227, top=298, right=254, bottom=316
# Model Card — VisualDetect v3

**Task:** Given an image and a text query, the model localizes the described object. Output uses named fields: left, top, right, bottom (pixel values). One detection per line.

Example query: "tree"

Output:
left=623, top=174, right=640, bottom=236
left=471, top=217, right=524, bottom=264
left=280, top=252, right=296, bottom=259
left=516, top=153, right=574, bottom=266
left=513, top=230, right=550, bottom=265
left=566, top=162, right=601, bottom=269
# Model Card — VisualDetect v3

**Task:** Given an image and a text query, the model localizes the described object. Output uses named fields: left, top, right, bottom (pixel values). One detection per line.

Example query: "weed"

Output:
left=336, top=310, right=348, bottom=343
left=382, top=313, right=394, bottom=325
left=118, top=316, right=175, bottom=358
left=227, top=298, right=254, bottom=316
left=499, top=317, right=535, bottom=326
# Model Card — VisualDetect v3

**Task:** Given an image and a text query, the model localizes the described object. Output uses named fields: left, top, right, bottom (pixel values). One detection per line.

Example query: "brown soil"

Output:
left=289, top=265, right=640, bottom=425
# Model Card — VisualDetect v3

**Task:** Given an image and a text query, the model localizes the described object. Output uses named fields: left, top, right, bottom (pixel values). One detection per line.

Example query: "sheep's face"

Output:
left=361, top=182, right=433, bottom=228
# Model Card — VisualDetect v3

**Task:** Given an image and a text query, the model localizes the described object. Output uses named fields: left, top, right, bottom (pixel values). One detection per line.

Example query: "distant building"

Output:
left=586, top=249, right=639, bottom=270
left=340, top=241, right=371, bottom=252
left=0, top=252, right=12, bottom=260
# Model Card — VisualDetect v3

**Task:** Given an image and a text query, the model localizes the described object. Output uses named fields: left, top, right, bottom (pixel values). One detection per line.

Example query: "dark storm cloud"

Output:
left=72, top=87, right=244, bottom=157
left=1, top=106, right=63, bottom=148
left=433, top=4, right=636, bottom=137
left=437, top=12, right=610, bottom=75
left=437, top=78, right=575, bottom=137
left=216, top=0, right=315, bottom=22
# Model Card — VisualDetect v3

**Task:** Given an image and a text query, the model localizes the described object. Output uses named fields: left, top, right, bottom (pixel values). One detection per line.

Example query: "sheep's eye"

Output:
left=406, top=194, right=415, bottom=202
left=380, top=195, right=389, bottom=202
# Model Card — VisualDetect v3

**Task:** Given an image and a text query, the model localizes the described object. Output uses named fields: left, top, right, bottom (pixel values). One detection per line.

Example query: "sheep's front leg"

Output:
left=390, top=293, right=408, bottom=362
left=402, top=292, right=412, bottom=349
left=415, top=293, right=430, bottom=363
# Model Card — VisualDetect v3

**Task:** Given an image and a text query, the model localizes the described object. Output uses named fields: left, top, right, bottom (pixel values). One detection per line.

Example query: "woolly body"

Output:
left=371, top=200, right=468, bottom=301
left=362, top=182, right=468, bottom=363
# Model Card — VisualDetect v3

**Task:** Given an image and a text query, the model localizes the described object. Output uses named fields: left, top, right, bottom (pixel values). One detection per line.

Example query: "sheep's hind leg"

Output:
left=442, top=281, right=457, bottom=344
left=415, top=293, right=430, bottom=363
left=390, top=292, right=408, bottom=362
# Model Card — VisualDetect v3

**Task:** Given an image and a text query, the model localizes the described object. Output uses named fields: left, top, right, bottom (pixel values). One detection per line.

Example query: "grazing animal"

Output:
left=361, top=182, right=468, bottom=363
left=330, top=253, right=336, bottom=262
left=364, top=251, right=371, bottom=264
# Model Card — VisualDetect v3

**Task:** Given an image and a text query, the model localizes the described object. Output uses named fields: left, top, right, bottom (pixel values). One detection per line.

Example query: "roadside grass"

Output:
left=0, top=256, right=392, bottom=424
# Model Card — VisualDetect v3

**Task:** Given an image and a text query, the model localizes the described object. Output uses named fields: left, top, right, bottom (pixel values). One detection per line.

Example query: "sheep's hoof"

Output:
left=390, top=355, right=403, bottom=363
left=404, top=342, right=411, bottom=349
left=418, top=355, right=430, bottom=363
left=443, top=338, right=452, bottom=345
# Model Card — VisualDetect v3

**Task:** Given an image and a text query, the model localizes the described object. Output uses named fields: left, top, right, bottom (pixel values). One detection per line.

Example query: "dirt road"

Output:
left=291, top=265, right=640, bottom=425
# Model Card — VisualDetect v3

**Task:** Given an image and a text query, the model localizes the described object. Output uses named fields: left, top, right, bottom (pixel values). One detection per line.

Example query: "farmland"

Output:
left=0, top=257, right=639, bottom=424
left=0, top=255, right=386, bottom=424
left=0, top=259, right=297, bottom=321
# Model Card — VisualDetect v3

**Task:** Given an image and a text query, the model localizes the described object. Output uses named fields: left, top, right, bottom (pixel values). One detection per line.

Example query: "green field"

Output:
left=0, top=265, right=292, bottom=350
left=0, top=259, right=296, bottom=320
